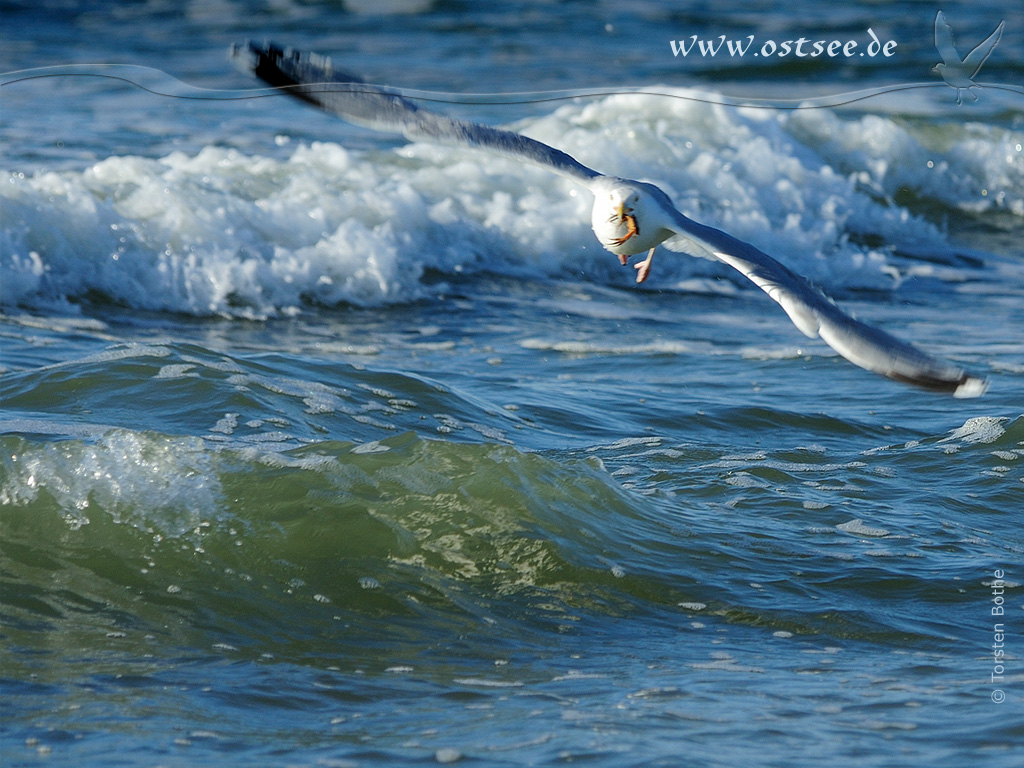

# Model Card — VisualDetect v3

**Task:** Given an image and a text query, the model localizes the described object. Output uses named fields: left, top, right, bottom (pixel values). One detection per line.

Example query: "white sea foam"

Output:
left=785, top=110, right=1024, bottom=216
left=2, top=429, right=220, bottom=534
left=837, top=519, right=891, bottom=538
left=3, top=93, right=1017, bottom=316
left=519, top=337, right=690, bottom=355
left=939, top=416, right=1009, bottom=445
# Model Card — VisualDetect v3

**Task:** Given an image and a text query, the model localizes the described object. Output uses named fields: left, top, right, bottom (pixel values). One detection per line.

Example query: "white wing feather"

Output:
left=658, top=202, right=987, bottom=397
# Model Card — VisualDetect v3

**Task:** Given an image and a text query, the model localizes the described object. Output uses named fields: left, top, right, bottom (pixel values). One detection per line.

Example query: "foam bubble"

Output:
left=2, top=429, right=220, bottom=534
left=940, top=416, right=1008, bottom=445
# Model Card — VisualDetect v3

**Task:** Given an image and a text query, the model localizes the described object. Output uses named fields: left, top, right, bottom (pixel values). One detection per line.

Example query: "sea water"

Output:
left=2, top=2, right=1023, bottom=766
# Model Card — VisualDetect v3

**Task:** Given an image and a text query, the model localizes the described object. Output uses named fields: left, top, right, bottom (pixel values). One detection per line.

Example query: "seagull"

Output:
left=231, top=41, right=987, bottom=397
left=933, top=11, right=1004, bottom=105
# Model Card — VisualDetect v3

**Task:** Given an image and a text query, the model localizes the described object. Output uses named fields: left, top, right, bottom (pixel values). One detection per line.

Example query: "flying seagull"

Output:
left=231, top=41, right=987, bottom=397
left=933, top=11, right=1004, bottom=104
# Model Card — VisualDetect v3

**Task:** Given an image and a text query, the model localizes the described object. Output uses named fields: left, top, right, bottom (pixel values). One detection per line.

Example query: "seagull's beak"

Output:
left=617, top=202, right=632, bottom=222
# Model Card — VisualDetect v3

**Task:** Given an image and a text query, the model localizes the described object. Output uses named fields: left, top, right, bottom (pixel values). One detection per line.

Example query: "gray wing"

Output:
left=230, top=41, right=600, bottom=185
left=962, top=21, right=1004, bottom=79
left=660, top=203, right=988, bottom=397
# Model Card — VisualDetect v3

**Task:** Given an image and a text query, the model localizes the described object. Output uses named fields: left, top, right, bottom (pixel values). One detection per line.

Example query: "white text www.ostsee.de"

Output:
left=670, top=29, right=897, bottom=59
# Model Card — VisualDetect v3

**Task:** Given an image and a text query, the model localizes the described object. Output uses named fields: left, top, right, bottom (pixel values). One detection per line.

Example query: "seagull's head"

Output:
left=590, top=178, right=674, bottom=257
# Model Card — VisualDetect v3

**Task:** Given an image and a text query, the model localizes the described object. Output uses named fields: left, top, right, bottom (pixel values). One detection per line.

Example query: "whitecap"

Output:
left=2, top=429, right=221, bottom=534
left=6, top=92, right=1013, bottom=317
left=940, top=416, right=1008, bottom=445
left=837, top=519, right=890, bottom=538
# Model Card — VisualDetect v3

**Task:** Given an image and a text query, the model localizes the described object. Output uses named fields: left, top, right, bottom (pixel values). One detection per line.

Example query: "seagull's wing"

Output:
left=963, top=21, right=1004, bottom=79
left=230, top=41, right=600, bottom=185
left=658, top=200, right=987, bottom=397
left=934, top=11, right=962, bottom=66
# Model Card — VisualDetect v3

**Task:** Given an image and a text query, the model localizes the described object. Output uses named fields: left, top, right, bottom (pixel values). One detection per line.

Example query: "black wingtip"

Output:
left=887, top=368, right=989, bottom=398
left=230, top=41, right=304, bottom=88
left=230, top=40, right=362, bottom=87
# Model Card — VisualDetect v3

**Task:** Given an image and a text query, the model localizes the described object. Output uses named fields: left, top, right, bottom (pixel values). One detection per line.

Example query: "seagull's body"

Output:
left=232, top=41, right=987, bottom=397
left=933, top=11, right=1004, bottom=104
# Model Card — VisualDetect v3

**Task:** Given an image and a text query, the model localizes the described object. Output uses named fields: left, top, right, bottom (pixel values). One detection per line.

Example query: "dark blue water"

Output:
left=2, top=2, right=1023, bottom=766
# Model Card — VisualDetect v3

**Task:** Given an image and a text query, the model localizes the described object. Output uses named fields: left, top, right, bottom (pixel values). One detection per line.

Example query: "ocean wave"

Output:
left=4, top=91, right=1019, bottom=316
left=0, top=340, right=526, bottom=448
left=0, top=429, right=670, bottom=661
left=3, top=413, right=1020, bottom=661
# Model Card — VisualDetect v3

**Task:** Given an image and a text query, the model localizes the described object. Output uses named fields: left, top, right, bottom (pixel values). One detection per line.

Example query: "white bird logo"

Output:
left=932, top=11, right=1004, bottom=104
